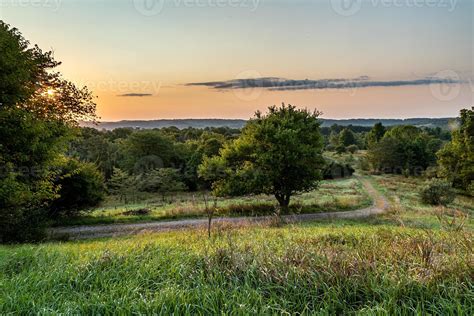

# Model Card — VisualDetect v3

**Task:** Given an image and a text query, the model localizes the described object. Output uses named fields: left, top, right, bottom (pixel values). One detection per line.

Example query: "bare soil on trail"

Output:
left=50, top=177, right=389, bottom=240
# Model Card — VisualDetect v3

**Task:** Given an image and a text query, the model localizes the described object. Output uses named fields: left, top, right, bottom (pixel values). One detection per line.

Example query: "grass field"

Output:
left=55, top=177, right=371, bottom=226
left=1, top=174, right=473, bottom=314
left=1, top=220, right=472, bottom=314
left=369, top=175, right=474, bottom=231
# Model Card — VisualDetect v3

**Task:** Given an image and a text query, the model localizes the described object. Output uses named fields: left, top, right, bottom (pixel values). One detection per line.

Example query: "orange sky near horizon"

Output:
left=94, top=84, right=473, bottom=121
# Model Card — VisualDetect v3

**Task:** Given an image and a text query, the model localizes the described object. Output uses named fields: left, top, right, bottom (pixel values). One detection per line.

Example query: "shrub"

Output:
left=0, top=166, right=52, bottom=243
left=347, top=144, right=359, bottom=154
left=137, top=168, right=186, bottom=202
left=121, top=208, right=151, bottom=216
left=419, top=179, right=455, bottom=206
left=325, top=144, right=336, bottom=152
left=323, top=160, right=355, bottom=180
left=49, top=158, right=105, bottom=218
left=468, top=182, right=474, bottom=197
left=335, top=144, right=346, bottom=154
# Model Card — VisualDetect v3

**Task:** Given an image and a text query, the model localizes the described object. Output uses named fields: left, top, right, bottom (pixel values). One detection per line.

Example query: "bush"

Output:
left=325, top=144, right=336, bottom=152
left=0, top=167, right=52, bottom=243
left=49, top=158, right=105, bottom=218
left=468, top=182, right=474, bottom=197
left=419, top=179, right=455, bottom=206
left=335, top=144, right=346, bottom=154
left=323, top=160, right=355, bottom=180
left=347, top=144, right=358, bottom=154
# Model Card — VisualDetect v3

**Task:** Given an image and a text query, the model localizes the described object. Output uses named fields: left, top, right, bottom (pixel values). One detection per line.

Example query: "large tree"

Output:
left=199, top=104, right=324, bottom=210
left=437, top=108, right=474, bottom=194
left=0, top=21, right=97, bottom=241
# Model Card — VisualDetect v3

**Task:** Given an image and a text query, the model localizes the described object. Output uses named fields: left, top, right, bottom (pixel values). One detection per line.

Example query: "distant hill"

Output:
left=320, top=118, right=455, bottom=129
left=80, top=119, right=247, bottom=130
left=81, top=118, right=455, bottom=130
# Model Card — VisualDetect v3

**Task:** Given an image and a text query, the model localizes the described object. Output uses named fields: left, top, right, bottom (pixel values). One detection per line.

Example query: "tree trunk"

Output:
left=208, top=214, right=212, bottom=238
left=275, top=194, right=291, bottom=214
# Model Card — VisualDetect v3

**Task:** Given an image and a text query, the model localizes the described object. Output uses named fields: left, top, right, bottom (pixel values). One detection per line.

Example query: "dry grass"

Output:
left=55, top=177, right=372, bottom=226
left=370, top=175, right=473, bottom=231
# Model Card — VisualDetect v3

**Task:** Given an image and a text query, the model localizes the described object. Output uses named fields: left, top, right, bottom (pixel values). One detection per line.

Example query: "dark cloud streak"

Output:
left=118, top=93, right=153, bottom=97
left=186, top=76, right=464, bottom=91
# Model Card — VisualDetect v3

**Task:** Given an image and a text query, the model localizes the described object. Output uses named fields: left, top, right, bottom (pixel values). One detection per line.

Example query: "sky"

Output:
left=1, top=0, right=473, bottom=120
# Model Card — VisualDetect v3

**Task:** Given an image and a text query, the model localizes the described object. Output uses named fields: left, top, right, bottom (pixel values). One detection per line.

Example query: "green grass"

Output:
left=1, top=221, right=472, bottom=314
left=54, top=177, right=371, bottom=227
left=2, top=174, right=473, bottom=314
left=370, top=175, right=474, bottom=231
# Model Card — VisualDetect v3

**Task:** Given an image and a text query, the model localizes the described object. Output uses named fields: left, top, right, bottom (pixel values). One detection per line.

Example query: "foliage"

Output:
left=366, top=122, right=386, bottom=146
left=183, top=132, right=226, bottom=190
left=68, top=127, right=119, bottom=179
left=367, top=125, right=441, bottom=175
left=199, top=104, right=325, bottom=209
left=346, top=144, right=358, bottom=154
left=0, top=21, right=96, bottom=241
left=107, top=168, right=137, bottom=203
left=338, top=128, right=357, bottom=147
left=137, top=168, right=186, bottom=201
left=48, top=158, right=105, bottom=217
left=120, top=130, right=176, bottom=173
left=323, top=159, right=355, bottom=179
left=419, top=179, right=455, bottom=206
left=437, top=108, right=474, bottom=194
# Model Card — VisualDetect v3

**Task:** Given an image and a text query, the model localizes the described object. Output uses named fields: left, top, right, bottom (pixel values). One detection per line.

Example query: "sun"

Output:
left=46, top=89, right=55, bottom=97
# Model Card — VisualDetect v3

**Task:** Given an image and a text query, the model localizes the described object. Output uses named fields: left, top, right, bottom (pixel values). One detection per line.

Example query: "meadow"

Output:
left=0, top=220, right=472, bottom=314
left=55, top=177, right=371, bottom=226
left=370, top=175, right=474, bottom=231
left=1, top=173, right=473, bottom=314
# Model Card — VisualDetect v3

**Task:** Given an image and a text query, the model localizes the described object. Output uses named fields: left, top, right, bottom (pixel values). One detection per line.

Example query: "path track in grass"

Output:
left=50, top=177, right=389, bottom=240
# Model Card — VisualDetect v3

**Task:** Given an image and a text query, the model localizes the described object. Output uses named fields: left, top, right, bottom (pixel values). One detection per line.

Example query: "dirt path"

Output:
left=50, top=177, right=389, bottom=240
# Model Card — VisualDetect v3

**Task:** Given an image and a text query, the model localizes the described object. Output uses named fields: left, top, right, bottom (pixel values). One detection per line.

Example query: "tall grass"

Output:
left=55, top=178, right=371, bottom=226
left=1, top=223, right=472, bottom=314
left=371, top=175, right=474, bottom=230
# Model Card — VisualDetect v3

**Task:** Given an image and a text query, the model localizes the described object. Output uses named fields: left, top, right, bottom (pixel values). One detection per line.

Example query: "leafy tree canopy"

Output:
left=199, top=104, right=325, bottom=209
left=438, top=108, right=474, bottom=193
left=0, top=21, right=97, bottom=241
left=368, top=125, right=441, bottom=175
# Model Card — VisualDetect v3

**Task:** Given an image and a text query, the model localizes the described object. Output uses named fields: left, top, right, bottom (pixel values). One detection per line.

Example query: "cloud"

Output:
left=186, top=76, right=465, bottom=91
left=117, top=93, right=153, bottom=97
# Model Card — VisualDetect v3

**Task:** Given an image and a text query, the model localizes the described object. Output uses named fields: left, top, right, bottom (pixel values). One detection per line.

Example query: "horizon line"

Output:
left=85, top=116, right=458, bottom=123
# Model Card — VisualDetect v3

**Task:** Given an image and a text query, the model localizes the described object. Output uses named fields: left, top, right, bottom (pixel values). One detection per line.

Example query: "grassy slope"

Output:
left=2, top=172, right=473, bottom=314
left=370, top=174, right=474, bottom=231
left=55, top=177, right=371, bottom=226
left=0, top=221, right=472, bottom=314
